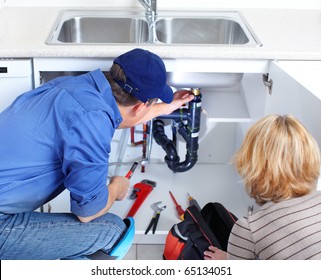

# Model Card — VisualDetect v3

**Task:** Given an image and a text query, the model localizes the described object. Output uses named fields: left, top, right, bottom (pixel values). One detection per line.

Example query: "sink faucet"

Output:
left=137, top=0, right=157, bottom=18
left=137, top=0, right=158, bottom=43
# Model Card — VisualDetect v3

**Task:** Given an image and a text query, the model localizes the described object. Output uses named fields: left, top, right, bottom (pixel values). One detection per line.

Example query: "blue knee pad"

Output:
left=109, top=217, right=135, bottom=259
left=88, top=217, right=135, bottom=260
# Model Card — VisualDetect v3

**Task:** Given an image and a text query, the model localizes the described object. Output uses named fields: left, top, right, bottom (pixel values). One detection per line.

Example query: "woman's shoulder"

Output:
left=248, top=190, right=321, bottom=222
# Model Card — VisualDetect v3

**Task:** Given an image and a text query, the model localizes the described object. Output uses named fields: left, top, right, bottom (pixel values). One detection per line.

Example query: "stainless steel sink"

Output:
left=56, top=17, right=148, bottom=43
left=156, top=18, right=249, bottom=45
left=46, top=10, right=261, bottom=88
left=46, top=10, right=262, bottom=46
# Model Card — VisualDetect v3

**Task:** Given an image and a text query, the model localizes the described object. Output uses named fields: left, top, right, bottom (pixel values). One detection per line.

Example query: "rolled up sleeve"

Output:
left=59, top=109, right=114, bottom=217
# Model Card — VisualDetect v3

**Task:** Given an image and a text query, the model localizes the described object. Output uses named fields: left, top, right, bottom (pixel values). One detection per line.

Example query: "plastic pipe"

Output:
left=153, top=89, right=202, bottom=172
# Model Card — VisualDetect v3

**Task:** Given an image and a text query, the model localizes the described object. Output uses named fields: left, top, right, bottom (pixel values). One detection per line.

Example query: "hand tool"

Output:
left=126, top=179, right=156, bottom=217
left=169, top=191, right=185, bottom=220
left=125, top=161, right=139, bottom=179
left=145, top=201, right=166, bottom=234
left=187, top=192, right=202, bottom=211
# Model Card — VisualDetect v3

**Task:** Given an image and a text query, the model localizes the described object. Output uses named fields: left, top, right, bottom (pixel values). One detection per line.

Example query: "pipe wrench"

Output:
left=126, top=179, right=156, bottom=217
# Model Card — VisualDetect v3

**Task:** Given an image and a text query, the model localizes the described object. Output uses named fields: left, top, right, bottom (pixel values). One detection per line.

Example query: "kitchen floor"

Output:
left=123, top=244, right=165, bottom=260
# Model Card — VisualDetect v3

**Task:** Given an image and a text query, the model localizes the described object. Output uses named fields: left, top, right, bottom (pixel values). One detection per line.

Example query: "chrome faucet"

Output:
left=137, top=0, right=158, bottom=43
left=137, top=0, right=157, bottom=18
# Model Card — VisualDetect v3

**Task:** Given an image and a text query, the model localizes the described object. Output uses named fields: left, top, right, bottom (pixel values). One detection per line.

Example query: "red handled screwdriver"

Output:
left=169, top=191, right=185, bottom=220
left=125, top=161, right=139, bottom=179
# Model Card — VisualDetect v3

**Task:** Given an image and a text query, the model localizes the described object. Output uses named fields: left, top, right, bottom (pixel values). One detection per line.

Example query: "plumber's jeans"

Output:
left=0, top=211, right=126, bottom=260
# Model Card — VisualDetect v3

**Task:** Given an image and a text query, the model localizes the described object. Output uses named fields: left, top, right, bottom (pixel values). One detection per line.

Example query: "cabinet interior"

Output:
left=38, top=69, right=268, bottom=243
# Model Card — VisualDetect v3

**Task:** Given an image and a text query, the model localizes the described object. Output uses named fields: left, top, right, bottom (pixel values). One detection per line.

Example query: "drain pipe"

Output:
left=153, top=88, right=202, bottom=172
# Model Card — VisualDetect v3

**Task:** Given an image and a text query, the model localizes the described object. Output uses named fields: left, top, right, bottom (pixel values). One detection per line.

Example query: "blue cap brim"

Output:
left=160, top=85, right=174, bottom=104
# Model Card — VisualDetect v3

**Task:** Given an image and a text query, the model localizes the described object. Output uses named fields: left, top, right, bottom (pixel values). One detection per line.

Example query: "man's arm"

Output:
left=138, top=90, right=194, bottom=124
left=77, top=176, right=130, bottom=223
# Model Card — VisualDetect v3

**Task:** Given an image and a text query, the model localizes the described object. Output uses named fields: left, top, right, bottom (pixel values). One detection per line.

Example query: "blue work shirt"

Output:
left=0, top=69, right=122, bottom=217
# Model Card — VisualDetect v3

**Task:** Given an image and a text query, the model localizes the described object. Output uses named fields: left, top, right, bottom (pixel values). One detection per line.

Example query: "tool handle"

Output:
left=126, top=183, right=153, bottom=217
left=189, top=198, right=202, bottom=212
left=169, top=191, right=185, bottom=220
left=187, top=192, right=201, bottom=212
left=152, top=213, right=160, bottom=234
left=176, top=205, right=185, bottom=220
left=126, top=194, right=147, bottom=217
left=144, top=217, right=154, bottom=235
left=125, top=161, right=139, bottom=179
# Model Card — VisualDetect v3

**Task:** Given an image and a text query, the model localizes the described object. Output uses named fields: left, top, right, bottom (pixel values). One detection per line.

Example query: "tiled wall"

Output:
left=2, top=0, right=321, bottom=9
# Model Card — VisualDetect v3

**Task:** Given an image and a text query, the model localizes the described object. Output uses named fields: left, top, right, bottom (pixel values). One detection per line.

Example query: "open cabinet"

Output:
left=33, top=58, right=321, bottom=244
left=266, top=61, right=321, bottom=148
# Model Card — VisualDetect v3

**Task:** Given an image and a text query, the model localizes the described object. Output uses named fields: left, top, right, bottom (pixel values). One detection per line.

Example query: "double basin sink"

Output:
left=47, top=10, right=261, bottom=46
left=46, top=10, right=262, bottom=88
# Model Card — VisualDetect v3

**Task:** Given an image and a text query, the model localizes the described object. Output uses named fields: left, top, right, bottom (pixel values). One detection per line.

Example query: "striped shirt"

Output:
left=227, top=191, right=321, bottom=260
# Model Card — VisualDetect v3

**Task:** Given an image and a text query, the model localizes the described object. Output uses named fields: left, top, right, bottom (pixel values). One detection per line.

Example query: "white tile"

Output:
left=136, top=244, right=165, bottom=260
left=122, top=244, right=137, bottom=260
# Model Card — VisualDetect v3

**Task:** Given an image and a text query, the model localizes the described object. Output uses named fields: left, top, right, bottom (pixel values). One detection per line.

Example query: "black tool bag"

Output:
left=163, top=202, right=238, bottom=260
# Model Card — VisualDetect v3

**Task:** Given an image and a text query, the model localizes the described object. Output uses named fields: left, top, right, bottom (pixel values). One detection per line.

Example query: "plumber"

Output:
left=0, top=48, right=193, bottom=259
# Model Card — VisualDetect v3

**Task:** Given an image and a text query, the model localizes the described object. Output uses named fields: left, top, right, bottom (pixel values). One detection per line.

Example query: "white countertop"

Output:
left=1, top=7, right=321, bottom=60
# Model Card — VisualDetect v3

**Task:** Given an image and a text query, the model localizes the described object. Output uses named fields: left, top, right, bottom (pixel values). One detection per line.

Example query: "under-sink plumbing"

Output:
left=153, top=88, right=202, bottom=172
left=111, top=88, right=202, bottom=174
left=137, top=0, right=158, bottom=43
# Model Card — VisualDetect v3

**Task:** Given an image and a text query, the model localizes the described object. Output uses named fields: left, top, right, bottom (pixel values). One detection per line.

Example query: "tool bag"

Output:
left=163, top=202, right=237, bottom=260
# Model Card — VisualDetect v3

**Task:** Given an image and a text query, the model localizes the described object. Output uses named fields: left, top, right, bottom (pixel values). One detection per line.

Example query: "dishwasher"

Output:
left=0, top=59, right=33, bottom=112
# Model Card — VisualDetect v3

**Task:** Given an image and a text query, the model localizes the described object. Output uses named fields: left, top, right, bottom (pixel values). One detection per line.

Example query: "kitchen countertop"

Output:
left=0, top=7, right=321, bottom=60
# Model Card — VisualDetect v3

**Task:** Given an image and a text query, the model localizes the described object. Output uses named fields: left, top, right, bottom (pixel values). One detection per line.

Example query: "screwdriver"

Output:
left=187, top=192, right=202, bottom=211
left=169, top=191, right=185, bottom=220
left=125, top=161, right=139, bottom=179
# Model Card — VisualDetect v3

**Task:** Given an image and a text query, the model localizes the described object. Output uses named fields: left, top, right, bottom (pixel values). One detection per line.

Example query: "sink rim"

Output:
left=46, top=9, right=262, bottom=47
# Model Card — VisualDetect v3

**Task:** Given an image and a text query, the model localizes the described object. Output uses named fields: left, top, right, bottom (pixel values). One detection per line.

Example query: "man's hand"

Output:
left=108, top=176, right=130, bottom=201
left=130, top=90, right=194, bottom=125
left=77, top=175, right=130, bottom=223
left=160, top=90, right=195, bottom=115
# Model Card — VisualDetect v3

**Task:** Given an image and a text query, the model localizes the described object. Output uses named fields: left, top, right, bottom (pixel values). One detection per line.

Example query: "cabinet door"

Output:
left=0, top=59, right=33, bottom=112
left=266, top=61, right=321, bottom=148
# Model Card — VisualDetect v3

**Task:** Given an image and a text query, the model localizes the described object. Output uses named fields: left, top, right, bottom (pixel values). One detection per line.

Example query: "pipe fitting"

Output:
left=153, top=120, right=180, bottom=163
left=153, top=90, right=202, bottom=172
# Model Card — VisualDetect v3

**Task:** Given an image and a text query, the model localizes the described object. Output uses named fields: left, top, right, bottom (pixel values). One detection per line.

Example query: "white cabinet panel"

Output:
left=267, top=60, right=321, bottom=191
left=266, top=61, right=321, bottom=148
left=273, top=61, right=321, bottom=100
left=0, top=59, right=33, bottom=112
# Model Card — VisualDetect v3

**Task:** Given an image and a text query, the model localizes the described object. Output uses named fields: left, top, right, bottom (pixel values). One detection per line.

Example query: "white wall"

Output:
left=1, top=0, right=321, bottom=9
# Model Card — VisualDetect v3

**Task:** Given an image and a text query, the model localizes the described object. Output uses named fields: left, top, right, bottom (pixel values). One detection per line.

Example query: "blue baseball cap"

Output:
left=113, top=48, right=173, bottom=104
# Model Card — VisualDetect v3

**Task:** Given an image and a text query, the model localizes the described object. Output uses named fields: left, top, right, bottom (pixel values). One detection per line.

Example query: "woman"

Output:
left=205, top=114, right=321, bottom=260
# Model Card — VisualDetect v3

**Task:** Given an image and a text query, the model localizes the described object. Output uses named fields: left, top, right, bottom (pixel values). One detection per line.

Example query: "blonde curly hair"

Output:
left=233, top=114, right=321, bottom=205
